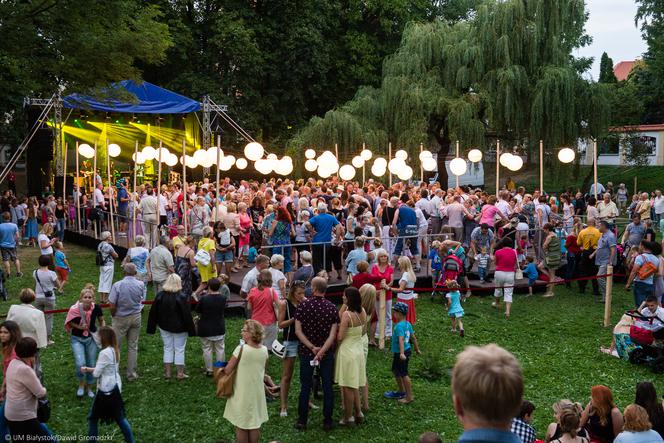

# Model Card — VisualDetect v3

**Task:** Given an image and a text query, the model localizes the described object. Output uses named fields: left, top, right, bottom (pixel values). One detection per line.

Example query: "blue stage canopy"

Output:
left=63, top=80, right=201, bottom=114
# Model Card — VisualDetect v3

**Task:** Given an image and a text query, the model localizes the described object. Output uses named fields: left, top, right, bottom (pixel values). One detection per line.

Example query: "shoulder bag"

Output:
left=34, top=270, right=53, bottom=298
left=514, top=249, right=524, bottom=280
left=214, top=345, right=243, bottom=398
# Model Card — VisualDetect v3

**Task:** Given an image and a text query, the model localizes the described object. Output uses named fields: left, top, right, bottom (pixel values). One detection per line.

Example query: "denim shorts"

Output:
left=528, top=277, right=536, bottom=287
left=216, top=250, right=233, bottom=263
left=283, top=340, right=299, bottom=358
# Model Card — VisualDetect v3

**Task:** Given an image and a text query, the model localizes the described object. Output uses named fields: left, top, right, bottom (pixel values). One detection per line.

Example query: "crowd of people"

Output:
left=0, top=173, right=661, bottom=441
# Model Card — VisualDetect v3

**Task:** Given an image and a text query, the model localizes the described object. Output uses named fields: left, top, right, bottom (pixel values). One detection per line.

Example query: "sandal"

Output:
left=398, top=398, right=414, bottom=405
left=176, top=373, right=189, bottom=380
left=339, top=417, right=355, bottom=426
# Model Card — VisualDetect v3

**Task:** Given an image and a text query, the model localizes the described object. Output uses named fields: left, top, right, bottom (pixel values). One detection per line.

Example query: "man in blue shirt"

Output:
left=590, top=221, right=616, bottom=303
left=0, top=212, right=21, bottom=277
left=117, top=180, right=130, bottom=234
left=392, top=194, right=421, bottom=270
left=453, top=344, right=523, bottom=443
left=306, top=202, right=343, bottom=274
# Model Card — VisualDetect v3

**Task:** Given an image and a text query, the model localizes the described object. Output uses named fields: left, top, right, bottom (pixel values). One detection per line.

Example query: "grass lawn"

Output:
left=0, top=244, right=658, bottom=442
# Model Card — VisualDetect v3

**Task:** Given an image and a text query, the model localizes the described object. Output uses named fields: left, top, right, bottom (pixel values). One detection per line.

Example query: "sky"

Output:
left=575, top=0, right=648, bottom=80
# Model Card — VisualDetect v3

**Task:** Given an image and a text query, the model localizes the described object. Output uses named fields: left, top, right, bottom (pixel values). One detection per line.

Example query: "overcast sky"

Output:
left=575, top=0, right=647, bottom=80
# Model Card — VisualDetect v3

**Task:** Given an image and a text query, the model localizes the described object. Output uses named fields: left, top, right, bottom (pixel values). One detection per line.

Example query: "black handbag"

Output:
left=37, top=396, right=51, bottom=423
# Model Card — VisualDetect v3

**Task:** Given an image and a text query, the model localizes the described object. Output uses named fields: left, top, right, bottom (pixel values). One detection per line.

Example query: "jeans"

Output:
left=56, top=218, right=65, bottom=241
left=159, top=329, right=188, bottom=365
left=478, top=266, right=487, bottom=281
left=0, top=402, right=8, bottom=442
left=578, top=250, right=599, bottom=294
left=88, top=415, right=135, bottom=443
left=565, top=252, right=577, bottom=283
left=71, top=335, right=98, bottom=384
left=634, top=281, right=654, bottom=308
left=298, top=352, right=334, bottom=425
left=393, top=227, right=419, bottom=257
left=112, top=313, right=142, bottom=378
left=34, top=297, right=56, bottom=337
left=200, top=336, right=225, bottom=371
left=272, top=245, right=292, bottom=273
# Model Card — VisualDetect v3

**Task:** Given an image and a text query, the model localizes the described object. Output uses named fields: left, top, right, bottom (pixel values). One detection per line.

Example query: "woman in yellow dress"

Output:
left=222, top=319, right=269, bottom=443
left=195, top=226, right=217, bottom=296
left=335, top=286, right=367, bottom=426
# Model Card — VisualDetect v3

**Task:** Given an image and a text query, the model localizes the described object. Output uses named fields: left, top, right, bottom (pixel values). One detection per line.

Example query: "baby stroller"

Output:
left=626, top=310, right=664, bottom=373
left=431, top=254, right=463, bottom=300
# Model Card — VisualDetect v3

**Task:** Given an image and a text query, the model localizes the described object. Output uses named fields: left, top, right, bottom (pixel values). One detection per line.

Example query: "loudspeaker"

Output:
left=26, top=127, right=53, bottom=197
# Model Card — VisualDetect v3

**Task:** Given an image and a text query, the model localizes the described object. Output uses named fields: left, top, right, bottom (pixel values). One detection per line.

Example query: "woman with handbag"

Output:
left=65, top=287, right=104, bottom=398
left=195, top=226, right=218, bottom=296
left=147, top=274, right=196, bottom=380
left=81, top=326, right=135, bottom=443
left=32, top=254, right=61, bottom=346
left=5, top=337, right=50, bottom=440
left=222, top=319, right=269, bottom=443
left=277, top=280, right=306, bottom=417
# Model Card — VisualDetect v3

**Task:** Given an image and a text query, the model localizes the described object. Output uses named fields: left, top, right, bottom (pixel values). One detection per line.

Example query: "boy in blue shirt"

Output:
left=429, top=240, right=443, bottom=285
left=384, top=302, right=421, bottom=403
left=523, top=256, right=538, bottom=296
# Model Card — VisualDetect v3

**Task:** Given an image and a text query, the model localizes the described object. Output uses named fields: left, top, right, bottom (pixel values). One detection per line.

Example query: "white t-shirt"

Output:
left=217, top=229, right=231, bottom=246
left=93, top=188, right=105, bottom=207
left=38, top=234, right=53, bottom=255
left=158, top=195, right=168, bottom=216
left=654, top=196, right=664, bottom=215
left=639, top=306, right=664, bottom=331
left=269, top=268, right=287, bottom=299
left=33, top=269, right=58, bottom=299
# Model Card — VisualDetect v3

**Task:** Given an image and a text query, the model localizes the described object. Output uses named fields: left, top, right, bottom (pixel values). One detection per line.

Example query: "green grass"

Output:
left=1, top=244, right=658, bottom=442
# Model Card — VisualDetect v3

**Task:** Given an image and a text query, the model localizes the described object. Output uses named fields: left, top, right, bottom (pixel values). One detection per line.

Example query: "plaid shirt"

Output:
left=511, top=418, right=536, bottom=443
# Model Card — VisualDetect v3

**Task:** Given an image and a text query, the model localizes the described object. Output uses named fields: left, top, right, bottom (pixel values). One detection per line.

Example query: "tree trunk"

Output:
left=431, top=120, right=451, bottom=188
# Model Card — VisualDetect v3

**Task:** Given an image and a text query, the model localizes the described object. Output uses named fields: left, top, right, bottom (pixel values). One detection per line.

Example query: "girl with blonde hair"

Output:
left=384, top=256, right=418, bottom=324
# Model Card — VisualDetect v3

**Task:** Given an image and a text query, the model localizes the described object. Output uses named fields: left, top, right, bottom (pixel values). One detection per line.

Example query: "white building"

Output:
left=580, top=124, right=664, bottom=166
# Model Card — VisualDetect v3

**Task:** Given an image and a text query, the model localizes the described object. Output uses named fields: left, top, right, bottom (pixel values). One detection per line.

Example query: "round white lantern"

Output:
left=235, top=158, right=248, bottom=169
left=558, top=147, right=575, bottom=164
left=142, top=146, right=156, bottom=161
left=132, top=152, right=145, bottom=164
left=467, top=149, right=483, bottom=163
left=255, top=159, right=272, bottom=175
left=274, top=159, right=293, bottom=175
left=107, top=143, right=121, bottom=158
left=397, top=166, right=414, bottom=181
left=220, top=155, right=235, bottom=171
left=156, top=147, right=170, bottom=161
left=507, top=155, right=524, bottom=171
left=317, top=165, right=331, bottom=178
left=419, top=150, right=433, bottom=161
left=395, top=149, right=408, bottom=160
left=499, top=152, right=513, bottom=167
left=267, top=153, right=278, bottom=161
left=165, top=154, right=178, bottom=167
left=371, top=165, right=386, bottom=177
left=388, top=158, right=405, bottom=174
left=449, top=157, right=468, bottom=176
left=207, top=147, right=223, bottom=164
left=373, top=157, right=387, bottom=169
left=305, top=159, right=318, bottom=172
left=193, top=149, right=208, bottom=165
left=78, top=144, right=95, bottom=159
left=360, top=149, right=372, bottom=161
left=185, top=156, right=198, bottom=169
left=351, top=156, right=364, bottom=168
left=244, top=142, right=264, bottom=161
left=339, top=165, right=356, bottom=181
left=305, top=149, right=316, bottom=159
left=422, top=157, right=437, bottom=171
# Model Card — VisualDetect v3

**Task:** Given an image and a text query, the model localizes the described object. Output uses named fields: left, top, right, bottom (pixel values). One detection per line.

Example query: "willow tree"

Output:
left=289, top=0, right=608, bottom=186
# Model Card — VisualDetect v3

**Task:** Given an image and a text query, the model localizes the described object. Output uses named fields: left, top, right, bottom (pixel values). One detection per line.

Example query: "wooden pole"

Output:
left=634, top=176, right=638, bottom=199
left=378, top=289, right=386, bottom=350
left=75, top=142, right=81, bottom=233
left=388, top=142, right=392, bottom=185
left=106, top=138, right=115, bottom=241
left=215, top=141, right=221, bottom=222
left=334, top=143, right=339, bottom=179
left=132, top=140, right=138, bottom=240
left=604, top=265, right=614, bottom=327
left=363, top=142, right=367, bottom=185
left=455, top=140, right=460, bottom=188
left=495, top=140, right=500, bottom=197
left=62, top=142, right=68, bottom=200
left=593, top=139, right=598, bottom=200
left=182, top=139, right=187, bottom=235
left=539, top=140, right=544, bottom=194
left=420, top=143, right=424, bottom=183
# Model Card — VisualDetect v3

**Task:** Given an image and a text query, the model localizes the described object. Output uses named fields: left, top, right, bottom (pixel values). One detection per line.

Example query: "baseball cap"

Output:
left=392, top=302, right=409, bottom=315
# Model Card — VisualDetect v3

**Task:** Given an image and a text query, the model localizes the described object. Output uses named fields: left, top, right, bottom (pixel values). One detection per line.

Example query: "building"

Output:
left=580, top=124, right=664, bottom=166
left=614, top=60, right=636, bottom=81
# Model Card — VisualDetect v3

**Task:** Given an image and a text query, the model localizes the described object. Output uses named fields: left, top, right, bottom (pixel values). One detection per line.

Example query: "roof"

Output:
left=609, top=124, right=664, bottom=133
left=613, top=61, right=636, bottom=81
left=63, top=80, right=201, bottom=114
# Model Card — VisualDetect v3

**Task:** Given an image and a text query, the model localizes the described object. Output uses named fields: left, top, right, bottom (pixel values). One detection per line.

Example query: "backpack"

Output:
left=637, top=255, right=658, bottom=280
left=96, top=244, right=106, bottom=266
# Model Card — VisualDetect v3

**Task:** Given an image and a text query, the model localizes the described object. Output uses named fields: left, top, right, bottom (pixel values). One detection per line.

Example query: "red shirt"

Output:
left=247, top=287, right=277, bottom=326
left=351, top=273, right=383, bottom=290
left=494, top=247, right=517, bottom=272
left=370, top=265, right=394, bottom=301
left=565, top=235, right=581, bottom=255
left=3, top=348, right=16, bottom=376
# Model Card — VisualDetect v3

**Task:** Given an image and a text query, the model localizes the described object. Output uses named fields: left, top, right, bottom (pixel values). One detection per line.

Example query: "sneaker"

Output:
left=542, top=292, right=555, bottom=298
left=323, top=420, right=336, bottom=431
left=87, top=390, right=95, bottom=398
left=16, top=272, right=22, bottom=278
left=76, top=387, right=84, bottom=397
left=459, top=329, right=465, bottom=338
left=383, top=391, right=406, bottom=399
left=280, top=409, right=288, bottom=418
left=47, top=340, right=55, bottom=346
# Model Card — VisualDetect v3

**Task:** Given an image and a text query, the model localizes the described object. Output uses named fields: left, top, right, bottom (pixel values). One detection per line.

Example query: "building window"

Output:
left=599, top=137, right=620, bottom=155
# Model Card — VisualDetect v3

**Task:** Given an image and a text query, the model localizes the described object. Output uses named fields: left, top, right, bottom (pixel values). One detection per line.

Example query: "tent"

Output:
left=63, top=80, right=201, bottom=114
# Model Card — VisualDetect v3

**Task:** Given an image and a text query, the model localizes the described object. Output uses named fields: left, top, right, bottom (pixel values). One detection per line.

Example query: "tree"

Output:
left=0, top=0, right=172, bottom=142
left=289, top=0, right=607, bottom=187
left=598, top=52, right=617, bottom=83
left=635, top=0, right=664, bottom=123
